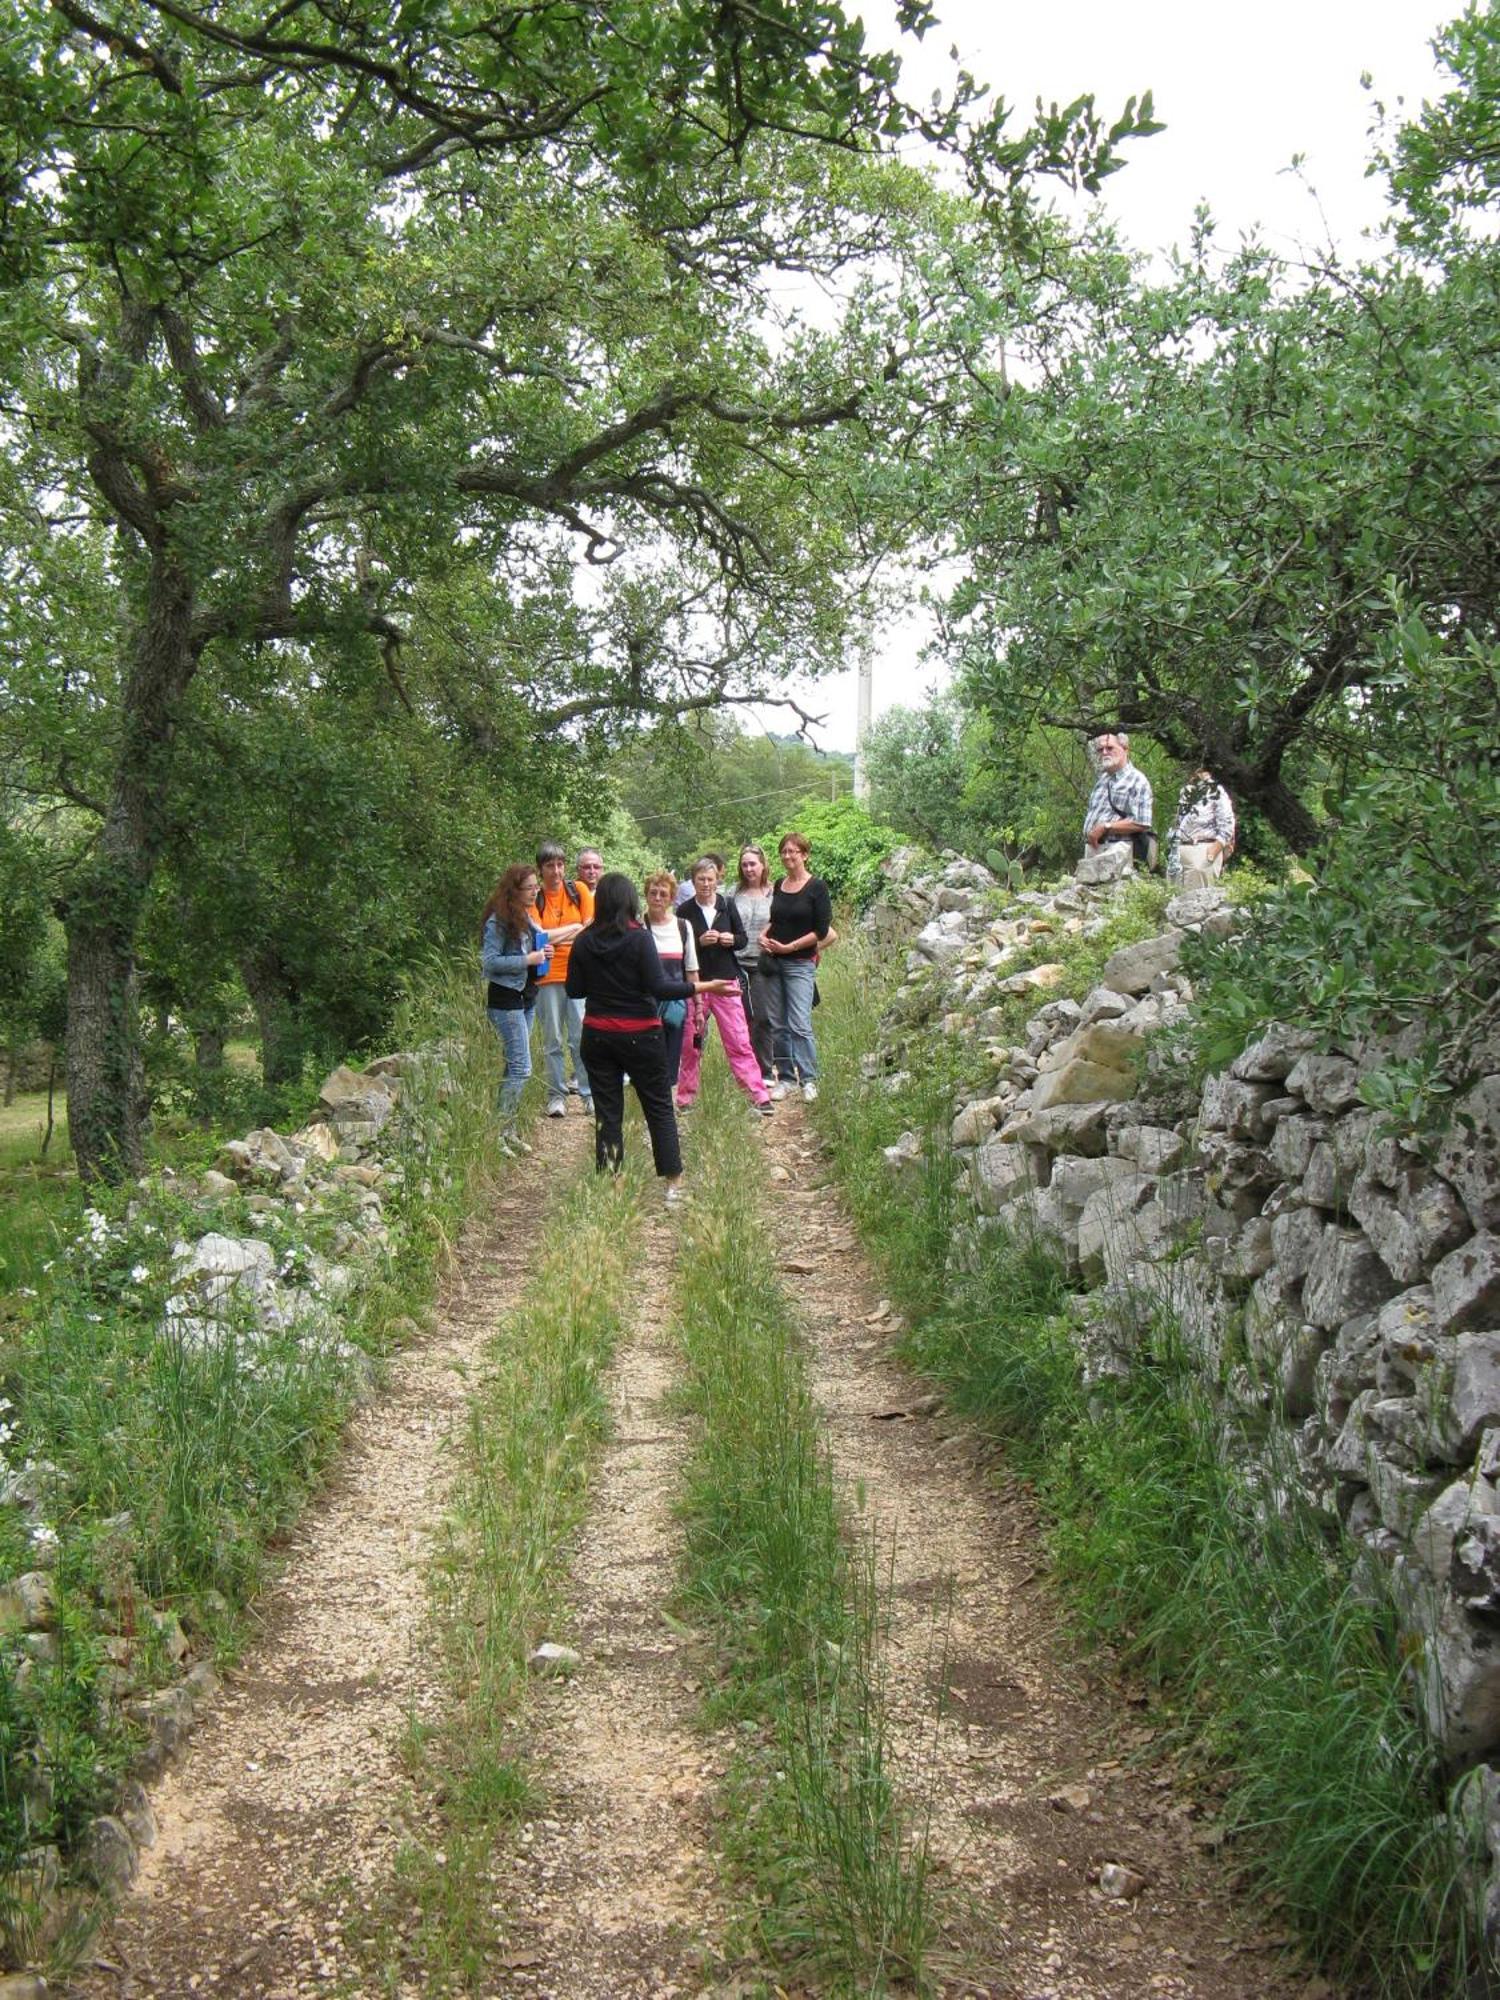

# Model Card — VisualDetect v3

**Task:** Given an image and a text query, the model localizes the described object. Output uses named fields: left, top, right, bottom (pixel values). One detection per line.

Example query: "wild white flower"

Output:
left=130, top=1264, right=150, bottom=1285
left=28, top=1524, right=58, bottom=1555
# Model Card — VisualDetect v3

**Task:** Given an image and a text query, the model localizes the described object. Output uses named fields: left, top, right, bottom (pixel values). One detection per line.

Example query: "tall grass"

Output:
left=811, top=924, right=1480, bottom=1999
left=671, top=1068, right=930, bottom=1992
left=348, top=1160, right=644, bottom=1994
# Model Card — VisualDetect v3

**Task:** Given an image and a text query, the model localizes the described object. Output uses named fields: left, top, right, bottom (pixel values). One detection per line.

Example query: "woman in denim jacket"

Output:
left=480, top=864, right=552, bottom=1155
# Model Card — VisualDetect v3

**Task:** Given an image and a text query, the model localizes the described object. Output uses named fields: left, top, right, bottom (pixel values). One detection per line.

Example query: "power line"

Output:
left=627, top=772, right=849, bottom=829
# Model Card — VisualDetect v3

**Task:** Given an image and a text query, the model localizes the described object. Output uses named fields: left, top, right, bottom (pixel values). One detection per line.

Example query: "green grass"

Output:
left=810, top=916, right=1483, bottom=1999
left=670, top=1066, right=931, bottom=1993
left=345, top=1159, right=644, bottom=1994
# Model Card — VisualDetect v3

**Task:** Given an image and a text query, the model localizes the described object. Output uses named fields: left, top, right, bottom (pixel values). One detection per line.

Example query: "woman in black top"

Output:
left=760, top=831, right=833, bottom=1102
left=565, top=873, right=734, bottom=1199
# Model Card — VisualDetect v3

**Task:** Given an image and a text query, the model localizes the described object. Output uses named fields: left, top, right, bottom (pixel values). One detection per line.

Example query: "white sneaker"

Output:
left=769, top=1081, right=791, bottom=1101
left=802, top=1081, right=819, bottom=1103
left=664, top=1183, right=689, bottom=1208
left=502, top=1130, right=532, bottom=1155
left=761, top=1075, right=775, bottom=1090
left=546, top=1097, right=566, bottom=1118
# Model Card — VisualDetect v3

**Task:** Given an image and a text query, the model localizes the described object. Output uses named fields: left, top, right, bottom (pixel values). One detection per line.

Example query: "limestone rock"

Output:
left=1030, top=1058, right=1136, bottom=1113
left=81, top=1814, right=137, bottom=1892
left=1000, top=1101, right=1110, bottom=1158
left=1164, top=886, right=1229, bottom=931
left=1269, top=1114, right=1328, bottom=1183
left=997, top=962, right=1068, bottom=997
left=1075, top=844, right=1134, bottom=885
left=1434, top=1076, right=1500, bottom=1232
left=951, top=1098, right=1009, bottom=1149
left=1431, top=1233, right=1500, bottom=1335
left=292, top=1121, right=341, bottom=1162
left=1229, top=1024, right=1321, bottom=1083
left=1413, top=1473, right=1500, bottom=1579
left=1285, top=1052, right=1363, bottom=1116
left=527, top=1642, right=581, bottom=1675
left=1348, top=1175, right=1427, bottom=1288
left=1110, top=1125, right=1186, bottom=1174
left=1447, top=1335, right=1500, bottom=1460
left=1303, top=1227, right=1401, bottom=1331
left=1303, top=1140, right=1357, bottom=1212
left=1079, top=984, right=1132, bottom=1025
left=1220, top=1217, right=1274, bottom=1284
left=1099, top=932, right=1181, bottom=997
left=1452, top=1514, right=1500, bottom=1614
left=1270, top=1206, right=1326, bottom=1284
left=0, top=1573, right=57, bottom=1634
left=1414, top=1595, right=1500, bottom=1763
left=1199, top=1075, right=1277, bottom=1140
left=971, top=1136, right=1035, bottom=1214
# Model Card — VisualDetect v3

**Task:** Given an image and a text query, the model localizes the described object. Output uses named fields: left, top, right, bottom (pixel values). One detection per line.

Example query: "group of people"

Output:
left=1082, top=732, right=1237, bottom=887
left=480, top=836, right=834, bottom=1201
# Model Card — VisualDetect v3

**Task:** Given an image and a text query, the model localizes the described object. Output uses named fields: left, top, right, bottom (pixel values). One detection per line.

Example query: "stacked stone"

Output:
left=864, top=851, right=1500, bottom=1937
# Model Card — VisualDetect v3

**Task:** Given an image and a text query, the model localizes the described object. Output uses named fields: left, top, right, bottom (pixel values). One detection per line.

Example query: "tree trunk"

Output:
left=241, top=950, right=303, bottom=1088
left=64, top=552, right=196, bottom=1183
left=41, top=1053, right=56, bottom=1161
left=3, top=1050, right=15, bottom=1107
left=194, top=1026, right=227, bottom=1072
left=1238, top=769, right=1324, bottom=854
left=65, top=906, right=150, bottom=1181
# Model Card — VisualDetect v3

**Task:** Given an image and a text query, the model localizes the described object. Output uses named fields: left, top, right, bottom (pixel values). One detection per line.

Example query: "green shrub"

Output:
left=1188, top=615, right=1499, bottom=1130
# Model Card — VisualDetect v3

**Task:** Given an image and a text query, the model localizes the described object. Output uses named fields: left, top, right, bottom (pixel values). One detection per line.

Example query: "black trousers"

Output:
left=580, top=1024, right=683, bottom=1179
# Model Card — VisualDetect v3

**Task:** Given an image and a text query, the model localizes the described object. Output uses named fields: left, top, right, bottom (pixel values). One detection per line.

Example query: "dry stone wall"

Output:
left=866, top=848, right=1500, bottom=1930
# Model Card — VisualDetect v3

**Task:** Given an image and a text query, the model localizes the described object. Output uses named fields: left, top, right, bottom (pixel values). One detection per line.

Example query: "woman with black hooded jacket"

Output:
left=565, top=872, right=735, bottom=1201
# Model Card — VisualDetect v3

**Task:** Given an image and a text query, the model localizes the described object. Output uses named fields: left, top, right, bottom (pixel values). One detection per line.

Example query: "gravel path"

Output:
left=764, top=1102, right=1336, bottom=2000
left=74, top=1112, right=591, bottom=1999
left=481, top=1200, right=731, bottom=1998
left=73, top=1090, right=1342, bottom=2000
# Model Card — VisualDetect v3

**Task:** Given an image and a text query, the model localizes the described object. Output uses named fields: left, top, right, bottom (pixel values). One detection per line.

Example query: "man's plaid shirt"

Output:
left=1083, top=763, right=1154, bottom=837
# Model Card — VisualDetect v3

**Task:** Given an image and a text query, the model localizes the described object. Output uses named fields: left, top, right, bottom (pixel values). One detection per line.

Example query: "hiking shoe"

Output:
left=769, top=1081, right=791, bottom=1101
left=578, top=1097, right=594, bottom=1115
left=546, top=1096, right=566, bottom=1118
left=755, top=1100, right=775, bottom=1118
left=802, top=1081, right=819, bottom=1103
left=664, top=1183, right=690, bottom=1208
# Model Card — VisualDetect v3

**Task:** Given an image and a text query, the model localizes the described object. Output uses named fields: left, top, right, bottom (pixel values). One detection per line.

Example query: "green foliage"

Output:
left=609, top=714, right=853, bottom=875
left=1188, top=616, right=1500, bottom=1124
left=761, top=795, right=900, bottom=909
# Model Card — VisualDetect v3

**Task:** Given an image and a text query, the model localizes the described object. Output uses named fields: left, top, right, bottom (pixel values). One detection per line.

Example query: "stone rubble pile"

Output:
left=866, top=846, right=1500, bottom=1934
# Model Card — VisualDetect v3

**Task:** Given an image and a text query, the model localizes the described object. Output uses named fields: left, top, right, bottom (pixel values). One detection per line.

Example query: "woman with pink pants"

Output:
left=674, top=858, right=774, bottom=1118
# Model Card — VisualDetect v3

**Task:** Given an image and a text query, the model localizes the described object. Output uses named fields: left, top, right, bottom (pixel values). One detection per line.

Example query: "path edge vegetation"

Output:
left=670, top=1068, right=933, bottom=1993
left=809, top=897, right=1485, bottom=2000
left=0, top=964, right=518, bottom=1975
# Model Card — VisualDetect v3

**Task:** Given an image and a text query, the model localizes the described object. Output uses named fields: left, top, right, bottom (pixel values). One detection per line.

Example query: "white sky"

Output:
left=743, top=0, right=1459, bottom=752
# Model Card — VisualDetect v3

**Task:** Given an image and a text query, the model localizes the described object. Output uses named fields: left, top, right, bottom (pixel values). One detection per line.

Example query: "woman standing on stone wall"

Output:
left=480, top=865, right=551, bottom=1155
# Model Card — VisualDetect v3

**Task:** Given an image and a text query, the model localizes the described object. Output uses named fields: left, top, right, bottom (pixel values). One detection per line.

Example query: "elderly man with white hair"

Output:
left=1082, top=730, right=1155, bottom=868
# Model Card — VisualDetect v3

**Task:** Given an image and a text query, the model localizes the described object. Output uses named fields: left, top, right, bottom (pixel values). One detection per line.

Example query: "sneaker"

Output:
left=755, top=1100, right=775, bottom=1118
left=802, top=1081, right=819, bottom=1103
left=761, top=1074, right=775, bottom=1090
left=579, top=1097, right=594, bottom=1116
left=769, top=1081, right=791, bottom=1101
left=546, top=1096, right=566, bottom=1118
left=664, top=1182, right=689, bottom=1208
left=504, top=1131, right=533, bottom=1155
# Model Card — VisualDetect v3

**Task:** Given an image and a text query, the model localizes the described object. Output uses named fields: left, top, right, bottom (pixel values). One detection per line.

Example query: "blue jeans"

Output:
left=487, top=1003, right=534, bottom=1118
left=762, top=957, right=818, bottom=1082
left=534, top=983, right=589, bottom=1100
